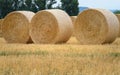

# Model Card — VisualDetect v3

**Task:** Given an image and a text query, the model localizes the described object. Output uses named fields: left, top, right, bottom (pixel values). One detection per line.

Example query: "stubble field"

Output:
left=0, top=37, right=120, bottom=75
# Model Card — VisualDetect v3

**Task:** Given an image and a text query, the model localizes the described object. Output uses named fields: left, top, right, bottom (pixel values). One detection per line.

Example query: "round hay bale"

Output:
left=30, top=9, right=73, bottom=44
left=116, top=14, right=120, bottom=37
left=0, top=19, right=4, bottom=37
left=2, top=11, right=35, bottom=43
left=71, top=16, right=77, bottom=36
left=75, top=8, right=119, bottom=44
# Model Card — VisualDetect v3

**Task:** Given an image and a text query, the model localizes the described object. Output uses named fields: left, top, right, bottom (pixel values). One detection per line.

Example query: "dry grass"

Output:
left=0, top=37, right=120, bottom=75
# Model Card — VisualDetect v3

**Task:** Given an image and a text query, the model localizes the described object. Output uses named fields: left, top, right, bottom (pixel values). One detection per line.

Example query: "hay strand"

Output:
left=30, top=9, right=73, bottom=44
left=75, top=9, right=119, bottom=44
left=2, top=11, right=35, bottom=43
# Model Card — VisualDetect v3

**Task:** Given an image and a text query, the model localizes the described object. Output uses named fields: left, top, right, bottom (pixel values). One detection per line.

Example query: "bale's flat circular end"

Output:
left=75, top=9, right=119, bottom=44
left=30, top=9, right=73, bottom=44
left=2, top=11, right=35, bottom=43
left=30, top=10, right=58, bottom=44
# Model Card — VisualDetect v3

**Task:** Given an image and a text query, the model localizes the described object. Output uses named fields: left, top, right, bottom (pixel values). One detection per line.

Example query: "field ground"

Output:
left=0, top=37, right=120, bottom=75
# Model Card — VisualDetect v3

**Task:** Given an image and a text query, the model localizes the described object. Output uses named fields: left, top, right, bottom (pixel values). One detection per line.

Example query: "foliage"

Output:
left=26, top=0, right=39, bottom=12
left=35, top=0, right=57, bottom=10
left=114, top=10, right=120, bottom=14
left=0, top=0, right=57, bottom=18
left=0, top=0, right=14, bottom=18
left=35, top=0, right=46, bottom=10
left=47, top=0, right=57, bottom=9
left=61, top=0, right=79, bottom=16
left=0, top=0, right=79, bottom=18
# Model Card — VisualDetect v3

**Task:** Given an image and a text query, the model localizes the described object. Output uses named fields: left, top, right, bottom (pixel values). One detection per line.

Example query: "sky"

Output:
left=55, top=0, right=120, bottom=10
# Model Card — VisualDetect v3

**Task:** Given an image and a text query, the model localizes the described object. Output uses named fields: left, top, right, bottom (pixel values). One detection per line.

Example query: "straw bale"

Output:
left=2, top=11, right=35, bottom=43
left=30, top=9, right=73, bottom=44
left=75, top=9, right=119, bottom=44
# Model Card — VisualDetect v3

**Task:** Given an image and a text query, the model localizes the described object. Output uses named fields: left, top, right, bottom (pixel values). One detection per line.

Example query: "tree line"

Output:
left=114, top=10, right=120, bottom=14
left=0, top=0, right=79, bottom=19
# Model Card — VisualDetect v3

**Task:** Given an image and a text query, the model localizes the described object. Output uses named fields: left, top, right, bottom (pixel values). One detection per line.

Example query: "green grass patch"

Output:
left=0, top=50, right=49, bottom=56
left=109, top=52, right=120, bottom=57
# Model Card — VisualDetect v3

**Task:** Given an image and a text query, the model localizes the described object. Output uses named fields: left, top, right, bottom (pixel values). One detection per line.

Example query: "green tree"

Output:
left=47, top=0, right=57, bottom=9
left=12, top=0, right=28, bottom=10
left=0, top=0, right=14, bottom=18
left=26, top=0, right=39, bottom=12
left=35, top=0, right=46, bottom=10
left=114, top=10, right=120, bottom=14
left=0, top=0, right=28, bottom=18
left=0, top=0, right=57, bottom=18
left=35, top=0, right=57, bottom=10
left=61, top=0, right=79, bottom=16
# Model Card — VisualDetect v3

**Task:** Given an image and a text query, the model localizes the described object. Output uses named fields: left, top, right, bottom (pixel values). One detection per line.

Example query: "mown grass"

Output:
left=0, top=37, right=120, bottom=75
left=0, top=50, right=49, bottom=56
left=0, top=49, right=120, bottom=58
left=0, top=54, right=119, bottom=75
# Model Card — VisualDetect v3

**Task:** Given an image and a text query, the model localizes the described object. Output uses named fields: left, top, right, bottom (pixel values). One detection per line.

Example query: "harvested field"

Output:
left=0, top=37, right=120, bottom=75
left=0, top=9, right=120, bottom=75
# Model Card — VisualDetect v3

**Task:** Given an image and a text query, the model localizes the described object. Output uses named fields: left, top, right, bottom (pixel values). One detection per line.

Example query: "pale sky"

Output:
left=55, top=0, right=120, bottom=10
